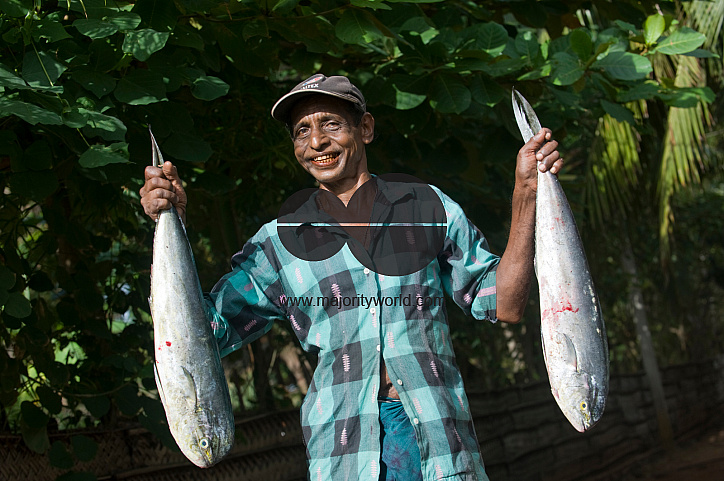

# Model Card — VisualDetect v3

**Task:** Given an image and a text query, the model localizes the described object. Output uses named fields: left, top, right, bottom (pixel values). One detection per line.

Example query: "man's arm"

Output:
left=495, top=128, right=562, bottom=323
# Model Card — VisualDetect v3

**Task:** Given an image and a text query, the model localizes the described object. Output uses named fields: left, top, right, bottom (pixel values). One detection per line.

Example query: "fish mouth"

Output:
left=310, top=152, right=340, bottom=167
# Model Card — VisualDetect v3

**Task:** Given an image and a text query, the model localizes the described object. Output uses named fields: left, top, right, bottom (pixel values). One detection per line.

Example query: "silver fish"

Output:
left=512, top=90, right=609, bottom=432
left=149, top=127, right=235, bottom=466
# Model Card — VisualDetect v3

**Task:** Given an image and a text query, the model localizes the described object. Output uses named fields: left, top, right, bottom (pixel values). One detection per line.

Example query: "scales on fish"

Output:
left=512, top=90, right=609, bottom=432
left=148, top=127, right=235, bottom=466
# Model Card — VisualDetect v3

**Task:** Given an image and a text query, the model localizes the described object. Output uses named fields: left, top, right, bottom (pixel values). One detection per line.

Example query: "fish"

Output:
left=511, top=89, right=609, bottom=432
left=148, top=126, right=235, bottom=466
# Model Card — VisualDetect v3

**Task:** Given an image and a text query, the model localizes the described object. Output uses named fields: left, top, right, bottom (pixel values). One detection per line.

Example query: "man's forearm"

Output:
left=495, top=185, right=536, bottom=323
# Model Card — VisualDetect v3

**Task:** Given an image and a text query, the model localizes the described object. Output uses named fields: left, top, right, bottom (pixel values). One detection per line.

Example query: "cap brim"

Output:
left=271, top=90, right=364, bottom=124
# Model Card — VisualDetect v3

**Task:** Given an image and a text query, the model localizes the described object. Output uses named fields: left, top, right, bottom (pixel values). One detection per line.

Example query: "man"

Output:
left=140, top=74, right=562, bottom=480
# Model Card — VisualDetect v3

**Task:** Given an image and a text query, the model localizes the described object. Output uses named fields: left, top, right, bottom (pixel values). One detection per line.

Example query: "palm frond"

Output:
left=585, top=113, right=642, bottom=228
left=657, top=54, right=714, bottom=266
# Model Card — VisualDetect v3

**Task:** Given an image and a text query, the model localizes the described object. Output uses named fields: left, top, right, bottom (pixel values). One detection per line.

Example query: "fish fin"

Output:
left=153, top=362, right=167, bottom=406
left=181, top=366, right=200, bottom=411
left=560, top=333, right=578, bottom=371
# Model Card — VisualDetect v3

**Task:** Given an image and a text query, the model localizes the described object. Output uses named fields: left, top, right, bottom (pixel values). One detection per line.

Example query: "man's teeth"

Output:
left=312, top=154, right=337, bottom=165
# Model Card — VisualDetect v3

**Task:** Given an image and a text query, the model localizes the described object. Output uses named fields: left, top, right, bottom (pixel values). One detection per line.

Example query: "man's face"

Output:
left=289, top=95, right=374, bottom=187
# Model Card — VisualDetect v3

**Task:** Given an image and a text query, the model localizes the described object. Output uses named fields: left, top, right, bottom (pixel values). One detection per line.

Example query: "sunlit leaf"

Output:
left=655, top=27, right=706, bottom=55
left=191, top=75, right=230, bottom=101
left=122, top=29, right=170, bottom=61
left=550, top=52, right=584, bottom=85
left=593, top=50, right=653, bottom=80
left=73, top=19, right=119, bottom=39
left=644, top=14, right=665, bottom=46
left=78, top=143, right=130, bottom=168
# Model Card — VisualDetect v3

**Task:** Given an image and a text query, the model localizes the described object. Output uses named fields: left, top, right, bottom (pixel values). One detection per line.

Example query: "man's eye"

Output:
left=323, top=121, right=341, bottom=131
left=295, top=128, right=310, bottom=140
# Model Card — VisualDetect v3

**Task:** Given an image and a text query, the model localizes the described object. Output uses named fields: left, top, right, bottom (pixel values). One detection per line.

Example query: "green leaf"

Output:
left=473, top=22, right=508, bottom=57
left=22, top=51, right=67, bottom=89
left=0, top=98, right=63, bottom=125
left=49, top=441, right=74, bottom=469
left=37, top=385, right=63, bottom=414
left=0, top=266, right=15, bottom=291
left=72, top=70, right=117, bottom=98
left=470, top=76, right=505, bottom=106
left=617, top=81, right=659, bottom=102
left=21, top=401, right=49, bottom=429
left=8, top=171, right=59, bottom=201
left=515, top=31, right=539, bottom=60
left=71, top=435, right=98, bottom=462
left=335, top=9, right=384, bottom=44
left=0, top=0, right=32, bottom=17
left=593, top=51, right=652, bottom=80
left=0, top=64, right=29, bottom=90
left=114, top=70, right=166, bottom=105
left=4, top=292, right=32, bottom=317
left=78, top=143, right=130, bottom=168
left=682, top=49, right=719, bottom=58
left=550, top=52, right=584, bottom=86
left=429, top=75, right=470, bottom=114
left=162, top=133, right=212, bottom=162
left=108, top=12, right=142, bottom=30
left=191, top=75, right=229, bottom=101
left=655, top=27, right=706, bottom=55
left=601, top=99, right=636, bottom=125
left=123, top=29, right=170, bottom=61
left=83, top=396, right=110, bottom=418
left=644, top=14, right=665, bottom=46
left=80, top=110, right=127, bottom=141
left=114, top=384, right=141, bottom=416
left=393, top=86, right=426, bottom=110
left=569, top=29, right=592, bottom=61
left=21, top=423, right=49, bottom=454
left=73, top=19, right=119, bottom=39
left=131, top=0, right=180, bottom=32
left=32, top=16, right=73, bottom=43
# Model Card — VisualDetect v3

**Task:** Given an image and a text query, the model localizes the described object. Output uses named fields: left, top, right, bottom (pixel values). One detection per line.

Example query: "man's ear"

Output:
left=360, top=112, right=375, bottom=144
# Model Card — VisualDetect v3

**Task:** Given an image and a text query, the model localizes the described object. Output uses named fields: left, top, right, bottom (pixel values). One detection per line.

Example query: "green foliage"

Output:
left=0, top=0, right=721, bottom=476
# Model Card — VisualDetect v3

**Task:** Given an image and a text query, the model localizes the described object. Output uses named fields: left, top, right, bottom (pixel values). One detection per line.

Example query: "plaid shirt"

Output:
left=206, top=176, right=499, bottom=481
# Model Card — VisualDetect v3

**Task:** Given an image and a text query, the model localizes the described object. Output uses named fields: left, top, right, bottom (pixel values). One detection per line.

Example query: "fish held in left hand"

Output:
left=512, top=89, right=609, bottom=432
left=149, top=127, right=235, bottom=467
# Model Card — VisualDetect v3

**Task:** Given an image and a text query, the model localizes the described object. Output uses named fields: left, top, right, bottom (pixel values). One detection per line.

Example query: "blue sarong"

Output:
left=378, top=398, right=423, bottom=481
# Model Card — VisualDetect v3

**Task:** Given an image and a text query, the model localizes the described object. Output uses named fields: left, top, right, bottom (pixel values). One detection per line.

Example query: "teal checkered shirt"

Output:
left=205, top=176, right=498, bottom=480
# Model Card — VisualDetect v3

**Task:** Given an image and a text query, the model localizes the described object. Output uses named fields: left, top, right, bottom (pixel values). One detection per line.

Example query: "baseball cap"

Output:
left=271, top=74, right=367, bottom=124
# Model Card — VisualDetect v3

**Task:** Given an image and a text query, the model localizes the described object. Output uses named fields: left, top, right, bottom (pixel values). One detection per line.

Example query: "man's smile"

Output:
left=310, top=152, right=340, bottom=167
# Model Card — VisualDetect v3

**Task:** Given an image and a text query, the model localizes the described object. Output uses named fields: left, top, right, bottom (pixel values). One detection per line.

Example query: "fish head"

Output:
left=555, top=371, right=606, bottom=432
left=176, top=409, right=233, bottom=468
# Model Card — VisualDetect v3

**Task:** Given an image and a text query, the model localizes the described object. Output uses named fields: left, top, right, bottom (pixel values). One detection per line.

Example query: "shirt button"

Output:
left=370, top=307, right=376, bottom=314
left=396, top=379, right=403, bottom=386
left=413, top=418, right=419, bottom=425
left=364, top=268, right=370, bottom=275
left=376, top=345, right=381, bottom=352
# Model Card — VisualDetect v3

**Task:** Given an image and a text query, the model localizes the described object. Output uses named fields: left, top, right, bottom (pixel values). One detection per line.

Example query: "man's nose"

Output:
left=309, top=124, right=329, bottom=150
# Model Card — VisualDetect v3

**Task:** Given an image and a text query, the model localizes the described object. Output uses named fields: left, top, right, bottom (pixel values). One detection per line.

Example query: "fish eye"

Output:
left=580, top=401, right=587, bottom=410
left=199, top=438, right=209, bottom=449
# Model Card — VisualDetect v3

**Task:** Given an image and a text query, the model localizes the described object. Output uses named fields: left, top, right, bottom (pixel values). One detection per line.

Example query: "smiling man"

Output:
left=140, top=74, right=562, bottom=481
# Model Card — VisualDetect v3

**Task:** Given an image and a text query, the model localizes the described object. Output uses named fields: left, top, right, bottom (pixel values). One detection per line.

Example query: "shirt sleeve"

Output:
left=435, top=188, right=500, bottom=322
left=204, top=225, right=287, bottom=357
